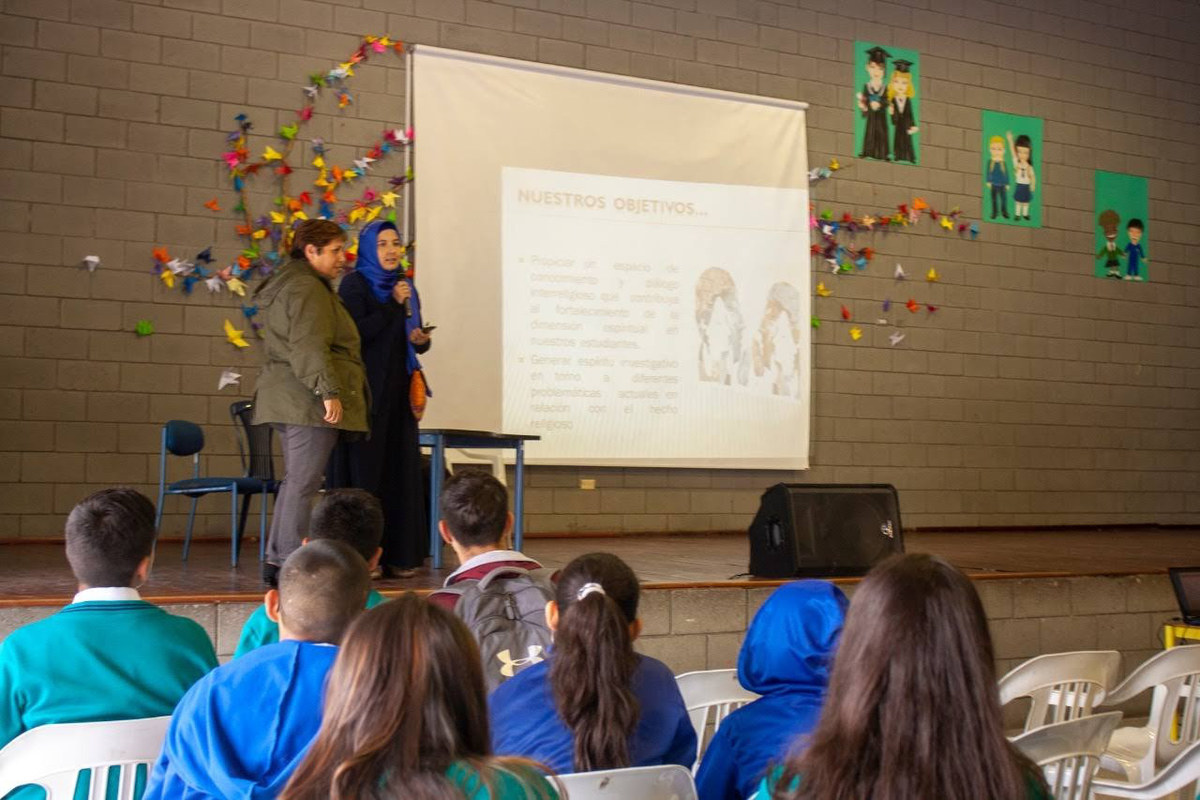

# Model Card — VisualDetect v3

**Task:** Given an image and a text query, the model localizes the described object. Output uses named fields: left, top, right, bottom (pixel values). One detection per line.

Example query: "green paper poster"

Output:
left=1093, top=170, right=1149, bottom=282
left=980, top=110, right=1043, bottom=227
left=853, top=41, right=920, bottom=166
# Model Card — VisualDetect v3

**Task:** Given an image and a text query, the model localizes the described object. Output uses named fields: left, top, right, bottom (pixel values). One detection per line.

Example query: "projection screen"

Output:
left=412, top=46, right=811, bottom=469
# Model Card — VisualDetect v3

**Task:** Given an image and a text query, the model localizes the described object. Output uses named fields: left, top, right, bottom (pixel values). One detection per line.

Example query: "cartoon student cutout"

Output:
left=985, top=136, right=1009, bottom=219
left=857, top=46, right=890, bottom=161
left=1124, top=219, right=1146, bottom=281
left=888, top=59, right=918, bottom=163
left=1096, top=209, right=1124, bottom=279
left=1007, top=131, right=1036, bottom=221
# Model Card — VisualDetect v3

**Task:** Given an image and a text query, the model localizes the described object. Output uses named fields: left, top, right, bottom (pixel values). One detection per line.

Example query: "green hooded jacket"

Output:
left=251, top=258, right=369, bottom=432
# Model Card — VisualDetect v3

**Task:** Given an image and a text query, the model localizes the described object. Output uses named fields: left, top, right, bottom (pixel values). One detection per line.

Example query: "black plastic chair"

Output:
left=154, top=412, right=274, bottom=567
left=229, top=400, right=279, bottom=562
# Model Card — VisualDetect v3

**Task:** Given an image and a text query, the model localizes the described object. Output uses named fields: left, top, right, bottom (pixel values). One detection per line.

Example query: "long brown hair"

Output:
left=280, top=594, right=553, bottom=800
left=773, top=554, right=1045, bottom=800
left=550, top=552, right=641, bottom=772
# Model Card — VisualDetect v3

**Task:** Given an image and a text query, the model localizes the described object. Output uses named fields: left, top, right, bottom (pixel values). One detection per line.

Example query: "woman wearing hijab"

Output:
left=337, top=220, right=432, bottom=578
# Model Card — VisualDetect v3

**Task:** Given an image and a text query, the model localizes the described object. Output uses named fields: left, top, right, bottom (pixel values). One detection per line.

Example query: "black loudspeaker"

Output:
left=748, top=483, right=904, bottom=578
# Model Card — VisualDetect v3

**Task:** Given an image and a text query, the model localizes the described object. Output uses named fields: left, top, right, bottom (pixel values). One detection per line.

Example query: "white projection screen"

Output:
left=412, top=46, right=811, bottom=469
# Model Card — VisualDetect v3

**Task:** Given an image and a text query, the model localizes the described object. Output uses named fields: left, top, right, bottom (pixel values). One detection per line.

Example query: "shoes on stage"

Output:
left=263, top=563, right=279, bottom=589
left=383, top=565, right=418, bottom=579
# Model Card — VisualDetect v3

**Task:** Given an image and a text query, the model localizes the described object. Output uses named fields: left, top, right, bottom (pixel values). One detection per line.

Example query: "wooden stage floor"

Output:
left=2, top=527, right=1199, bottom=605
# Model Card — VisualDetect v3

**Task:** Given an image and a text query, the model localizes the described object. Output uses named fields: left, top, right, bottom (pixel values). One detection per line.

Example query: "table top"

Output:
left=418, top=429, right=541, bottom=442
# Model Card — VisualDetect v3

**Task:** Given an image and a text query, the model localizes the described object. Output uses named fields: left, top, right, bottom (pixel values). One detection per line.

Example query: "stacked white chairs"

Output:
left=1092, top=739, right=1200, bottom=799
left=0, top=717, right=170, bottom=799
left=550, top=764, right=697, bottom=800
left=675, top=669, right=760, bottom=772
left=1097, top=645, right=1200, bottom=787
left=1011, top=711, right=1122, bottom=800
left=999, top=650, right=1122, bottom=733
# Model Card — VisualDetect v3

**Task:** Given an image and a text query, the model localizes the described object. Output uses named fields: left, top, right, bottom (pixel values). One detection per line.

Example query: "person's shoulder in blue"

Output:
left=1, top=489, right=218, bottom=800
left=234, top=488, right=387, bottom=658
left=695, top=580, right=848, bottom=800
left=489, top=553, right=696, bottom=775
left=278, top=594, right=557, bottom=800
left=143, top=540, right=373, bottom=800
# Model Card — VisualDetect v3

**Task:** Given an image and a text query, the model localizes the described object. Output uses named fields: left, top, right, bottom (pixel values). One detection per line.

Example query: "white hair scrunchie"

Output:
left=576, top=582, right=606, bottom=601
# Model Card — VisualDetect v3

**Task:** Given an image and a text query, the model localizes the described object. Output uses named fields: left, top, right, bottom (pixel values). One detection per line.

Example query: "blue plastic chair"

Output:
left=154, top=413, right=275, bottom=567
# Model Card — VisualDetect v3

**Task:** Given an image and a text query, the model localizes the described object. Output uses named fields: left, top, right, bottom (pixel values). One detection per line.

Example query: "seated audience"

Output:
left=761, top=553, right=1050, bottom=800
left=234, top=489, right=387, bottom=657
left=143, top=541, right=370, bottom=800
left=280, top=593, right=558, bottom=800
left=427, top=470, right=544, bottom=611
left=0, top=489, right=218, bottom=800
left=489, top=552, right=696, bottom=774
left=695, top=580, right=848, bottom=800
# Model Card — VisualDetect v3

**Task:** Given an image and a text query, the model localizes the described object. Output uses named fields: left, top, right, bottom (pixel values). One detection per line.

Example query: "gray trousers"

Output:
left=266, top=424, right=339, bottom=566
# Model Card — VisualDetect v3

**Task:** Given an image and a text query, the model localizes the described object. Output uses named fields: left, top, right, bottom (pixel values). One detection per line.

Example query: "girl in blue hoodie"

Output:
left=695, top=581, right=848, bottom=800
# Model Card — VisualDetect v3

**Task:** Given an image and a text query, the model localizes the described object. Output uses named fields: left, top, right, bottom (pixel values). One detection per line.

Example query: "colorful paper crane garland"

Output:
left=147, top=34, right=413, bottom=348
left=809, top=193, right=981, bottom=344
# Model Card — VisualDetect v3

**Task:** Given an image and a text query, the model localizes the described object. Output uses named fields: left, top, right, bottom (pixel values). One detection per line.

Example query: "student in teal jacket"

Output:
left=0, top=489, right=218, bottom=800
left=234, top=489, right=388, bottom=657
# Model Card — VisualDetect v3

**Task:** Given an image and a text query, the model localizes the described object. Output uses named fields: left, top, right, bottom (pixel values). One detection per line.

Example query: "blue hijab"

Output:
left=354, top=220, right=427, bottom=383
left=355, top=220, right=403, bottom=303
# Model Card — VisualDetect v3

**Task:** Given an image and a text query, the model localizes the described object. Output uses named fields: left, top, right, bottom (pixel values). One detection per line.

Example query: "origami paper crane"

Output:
left=224, top=319, right=250, bottom=348
left=850, top=327, right=863, bottom=341
left=159, top=269, right=176, bottom=289
left=381, top=191, right=398, bottom=208
left=152, top=247, right=170, bottom=263
left=204, top=199, right=220, bottom=212
left=218, top=369, right=241, bottom=391
left=82, top=255, right=100, bottom=272
left=205, top=276, right=223, bottom=293
left=906, top=299, right=919, bottom=313
left=840, top=305, right=851, bottom=321
left=195, top=248, right=213, bottom=264
left=815, top=283, right=832, bottom=297
left=889, top=331, right=905, bottom=346
left=354, top=156, right=375, bottom=171
left=134, top=320, right=154, bottom=337
left=940, top=216, right=953, bottom=230
left=926, top=268, right=939, bottom=282
left=263, top=146, right=283, bottom=161
left=810, top=316, right=821, bottom=329
left=279, top=123, right=298, bottom=140
left=226, top=277, right=248, bottom=297
left=882, top=299, right=891, bottom=312
left=894, top=264, right=906, bottom=279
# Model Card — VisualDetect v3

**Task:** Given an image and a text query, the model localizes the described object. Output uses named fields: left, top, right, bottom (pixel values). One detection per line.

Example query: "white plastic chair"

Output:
left=1011, top=711, right=1122, bottom=800
left=549, top=764, right=697, bottom=800
left=1098, top=645, right=1200, bottom=784
left=0, top=716, right=170, bottom=799
left=1092, top=739, right=1200, bottom=799
left=448, top=450, right=507, bottom=486
left=675, top=669, right=760, bottom=772
left=998, top=650, right=1122, bottom=732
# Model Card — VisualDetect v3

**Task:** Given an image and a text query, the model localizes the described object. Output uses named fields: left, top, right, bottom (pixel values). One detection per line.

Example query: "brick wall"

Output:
left=1, top=0, right=1198, bottom=540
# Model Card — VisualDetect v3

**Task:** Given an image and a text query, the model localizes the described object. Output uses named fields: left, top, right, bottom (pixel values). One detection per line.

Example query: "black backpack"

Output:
left=441, top=566, right=556, bottom=692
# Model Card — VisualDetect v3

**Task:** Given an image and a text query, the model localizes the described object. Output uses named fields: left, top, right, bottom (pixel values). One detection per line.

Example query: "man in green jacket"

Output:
left=253, top=219, right=369, bottom=586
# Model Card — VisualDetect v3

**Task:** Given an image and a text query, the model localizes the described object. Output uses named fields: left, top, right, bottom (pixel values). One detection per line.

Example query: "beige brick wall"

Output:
left=1, top=0, right=1198, bottom=539
left=0, top=573, right=1179, bottom=681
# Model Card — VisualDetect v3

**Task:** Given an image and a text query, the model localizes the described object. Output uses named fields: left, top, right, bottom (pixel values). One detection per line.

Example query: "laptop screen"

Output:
left=1168, top=567, right=1200, bottom=622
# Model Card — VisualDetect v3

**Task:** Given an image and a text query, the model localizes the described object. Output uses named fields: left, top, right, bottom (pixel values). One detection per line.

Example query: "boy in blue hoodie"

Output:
left=233, top=489, right=387, bottom=657
left=142, top=540, right=370, bottom=800
left=694, top=580, right=848, bottom=800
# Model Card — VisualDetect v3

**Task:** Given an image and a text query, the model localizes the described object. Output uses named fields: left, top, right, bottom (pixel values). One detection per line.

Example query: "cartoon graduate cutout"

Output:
left=856, top=46, right=890, bottom=161
left=889, top=59, right=918, bottom=163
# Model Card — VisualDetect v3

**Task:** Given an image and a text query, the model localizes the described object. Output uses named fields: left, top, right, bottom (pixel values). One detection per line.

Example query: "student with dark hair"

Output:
left=1124, top=218, right=1146, bottom=281
left=144, top=541, right=371, bottom=800
left=281, top=594, right=558, bottom=800
left=0, top=489, right=218, bottom=800
left=763, top=554, right=1050, bottom=800
left=234, top=489, right=388, bottom=657
left=489, top=553, right=696, bottom=774
left=428, top=470, right=544, bottom=611
left=695, top=581, right=848, bottom=800
left=253, top=217, right=369, bottom=587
